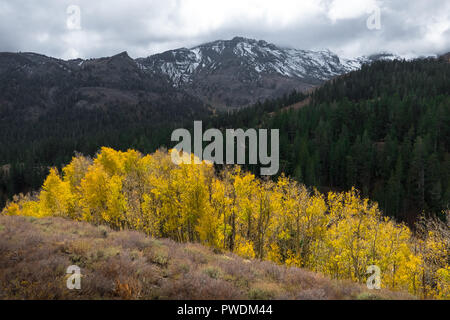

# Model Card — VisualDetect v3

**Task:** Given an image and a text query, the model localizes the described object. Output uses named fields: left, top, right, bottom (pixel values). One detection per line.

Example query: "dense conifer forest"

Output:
left=208, top=58, right=450, bottom=223
left=1, top=57, right=449, bottom=225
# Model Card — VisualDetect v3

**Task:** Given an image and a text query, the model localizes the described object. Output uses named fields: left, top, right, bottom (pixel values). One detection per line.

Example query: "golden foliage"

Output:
left=2, top=147, right=449, bottom=299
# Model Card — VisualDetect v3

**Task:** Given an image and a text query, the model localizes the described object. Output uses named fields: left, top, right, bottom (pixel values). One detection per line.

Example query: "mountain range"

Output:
left=0, top=37, right=399, bottom=114
left=137, top=37, right=398, bottom=108
left=0, top=50, right=205, bottom=123
left=0, top=37, right=448, bottom=220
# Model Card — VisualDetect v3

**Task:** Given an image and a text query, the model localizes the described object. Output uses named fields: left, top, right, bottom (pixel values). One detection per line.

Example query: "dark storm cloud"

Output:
left=0, top=0, right=448, bottom=59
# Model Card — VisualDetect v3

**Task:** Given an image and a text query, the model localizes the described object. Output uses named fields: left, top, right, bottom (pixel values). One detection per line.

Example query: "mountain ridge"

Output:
left=136, top=36, right=400, bottom=108
left=0, top=49, right=207, bottom=122
left=1, top=36, right=402, bottom=109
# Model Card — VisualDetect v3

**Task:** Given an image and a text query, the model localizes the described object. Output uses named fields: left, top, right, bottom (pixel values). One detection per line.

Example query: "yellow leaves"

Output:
left=79, top=164, right=109, bottom=223
left=196, top=205, right=219, bottom=248
left=94, top=147, right=126, bottom=176
left=436, top=266, right=450, bottom=299
left=122, top=149, right=142, bottom=174
left=267, top=243, right=282, bottom=264
left=235, top=237, right=256, bottom=259
left=21, top=200, right=40, bottom=217
left=278, top=230, right=291, bottom=241
left=63, top=155, right=92, bottom=190
left=2, top=146, right=448, bottom=299
left=417, top=216, right=450, bottom=299
left=2, top=202, right=21, bottom=216
left=39, top=168, right=75, bottom=218
left=318, top=191, right=423, bottom=290
left=234, top=172, right=257, bottom=200
left=2, top=194, right=40, bottom=217
left=285, top=250, right=302, bottom=268
left=102, top=175, right=127, bottom=229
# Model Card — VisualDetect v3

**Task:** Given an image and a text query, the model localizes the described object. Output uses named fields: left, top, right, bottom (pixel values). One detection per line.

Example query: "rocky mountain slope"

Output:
left=0, top=51, right=207, bottom=123
left=440, top=52, right=450, bottom=63
left=137, top=37, right=398, bottom=108
left=0, top=37, right=399, bottom=114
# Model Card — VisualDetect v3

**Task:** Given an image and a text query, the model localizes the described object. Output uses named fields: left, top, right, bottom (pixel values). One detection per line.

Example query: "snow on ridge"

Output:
left=144, top=38, right=372, bottom=86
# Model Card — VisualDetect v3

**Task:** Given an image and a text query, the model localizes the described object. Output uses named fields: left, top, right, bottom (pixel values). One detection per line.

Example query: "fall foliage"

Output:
left=2, top=147, right=449, bottom=299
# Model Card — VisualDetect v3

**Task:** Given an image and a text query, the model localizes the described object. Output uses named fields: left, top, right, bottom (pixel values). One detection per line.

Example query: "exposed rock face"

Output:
left=137, top=37, right=398, bottom=108
left=439, top=52, right=450, bottom=63
left=0, top=37, right=401, bottom=114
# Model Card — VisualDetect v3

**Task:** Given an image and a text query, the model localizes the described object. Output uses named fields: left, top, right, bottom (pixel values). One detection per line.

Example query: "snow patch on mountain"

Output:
left=136, top=37, right=403, bottom=90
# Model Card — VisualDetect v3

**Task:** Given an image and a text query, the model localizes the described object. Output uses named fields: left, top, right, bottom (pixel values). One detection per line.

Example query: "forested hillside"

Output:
left=2, top=148, right=449, bottom=298
left=137, top=36, right=384, bottom=109
left=0, top=52, right=209, bottom=206
left=1, top=56, right=449, bottom=225
left=208, top=57, right=450, bottom=223
left=2, top=57, right=449, bottom=297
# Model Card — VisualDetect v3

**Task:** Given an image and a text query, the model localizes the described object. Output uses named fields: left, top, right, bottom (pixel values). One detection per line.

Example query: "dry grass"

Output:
left=0, top=216, right=413, bottom=300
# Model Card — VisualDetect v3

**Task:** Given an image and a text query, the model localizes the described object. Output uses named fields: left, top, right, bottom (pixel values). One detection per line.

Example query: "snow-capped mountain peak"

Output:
left=136, top=37, right=400, bottom=108
left=138, top=37, right=374, bottom=86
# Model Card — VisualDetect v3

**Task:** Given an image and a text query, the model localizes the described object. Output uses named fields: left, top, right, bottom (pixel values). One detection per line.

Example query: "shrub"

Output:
left=203, top=266, right=222, bottom=279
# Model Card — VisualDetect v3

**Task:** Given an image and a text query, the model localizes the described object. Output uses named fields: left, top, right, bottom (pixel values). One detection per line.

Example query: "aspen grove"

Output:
left=2, top=147, right=449, bottom=299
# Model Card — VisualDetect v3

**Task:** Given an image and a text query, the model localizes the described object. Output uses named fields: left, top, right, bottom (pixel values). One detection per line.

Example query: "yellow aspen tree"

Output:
left=62, top=154, right=92, bottom=191
left=79, top=164, right=109, bottom=224
left=2, top=147, right=445, bottom=298
left=2, top=194, right=40, bottom=217
left=211, top=171, right=236, bottom=250
left=234, top=173, right=257, bottom=236
left=94, top=147, right=126, bottom=176
left=102, top=175, right=128, bottom=230
left=39, top=168, right=75, bottom=218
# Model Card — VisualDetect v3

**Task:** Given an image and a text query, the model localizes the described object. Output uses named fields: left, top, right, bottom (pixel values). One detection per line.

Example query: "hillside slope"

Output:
left=207, top=57, right=450, bottom=223
left=0, top=51, right=209, bottom=205
left=0, top=39, right=400, bottom=205
left=4, top=147, right=448, bottom=299
left=0, top=51, right=207, bottom=122
left=0, top=215, right=412, bottom=300
left=138, top=36, right=397, bottom=108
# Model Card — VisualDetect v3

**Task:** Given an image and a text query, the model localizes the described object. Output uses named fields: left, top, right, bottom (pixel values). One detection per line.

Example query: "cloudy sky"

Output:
left=0, top=0, right=449, bottom=59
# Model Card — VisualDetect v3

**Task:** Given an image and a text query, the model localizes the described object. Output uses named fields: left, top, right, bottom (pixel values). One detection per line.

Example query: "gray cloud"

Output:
left=0, top=0, right=448, bottom=59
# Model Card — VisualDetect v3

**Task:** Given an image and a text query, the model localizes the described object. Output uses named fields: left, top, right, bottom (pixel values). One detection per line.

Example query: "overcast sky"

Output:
left=0, top=0, right=449, bottom=60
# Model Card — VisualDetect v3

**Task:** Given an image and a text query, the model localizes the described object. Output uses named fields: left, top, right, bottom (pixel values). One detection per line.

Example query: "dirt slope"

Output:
left=0, top=216, right=413, bottom=300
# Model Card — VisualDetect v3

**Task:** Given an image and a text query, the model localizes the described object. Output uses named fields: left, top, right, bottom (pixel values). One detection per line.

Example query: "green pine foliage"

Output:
left=209, top=58, right=450, bottom=223
left=1, top=57, right=449, bottom=224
